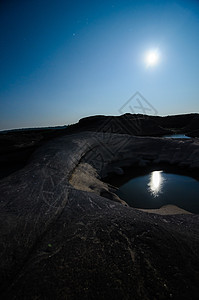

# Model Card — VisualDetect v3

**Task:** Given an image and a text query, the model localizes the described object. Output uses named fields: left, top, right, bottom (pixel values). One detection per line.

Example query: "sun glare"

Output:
left=148, top=171, right=164, bottom=197
left=145, top=50, right=159, bottom=67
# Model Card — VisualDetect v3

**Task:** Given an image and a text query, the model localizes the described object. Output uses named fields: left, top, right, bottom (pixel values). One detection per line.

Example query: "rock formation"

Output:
left=1, top=122, right=199, bottom=299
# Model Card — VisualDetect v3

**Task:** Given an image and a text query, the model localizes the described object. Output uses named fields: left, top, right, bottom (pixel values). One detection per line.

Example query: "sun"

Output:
left=145, top=50, right=159, bottom=67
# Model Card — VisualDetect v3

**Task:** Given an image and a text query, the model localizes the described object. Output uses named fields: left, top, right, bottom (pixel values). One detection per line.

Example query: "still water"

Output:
left=163, top=134, right=190, bottom=138
left=116, top=171, right=199, bottom=213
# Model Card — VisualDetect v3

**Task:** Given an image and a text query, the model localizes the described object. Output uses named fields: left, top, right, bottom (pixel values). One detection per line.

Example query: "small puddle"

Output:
left=105, top=167, right=199, bottom=213
left=163, top=134, right=190, bottom=139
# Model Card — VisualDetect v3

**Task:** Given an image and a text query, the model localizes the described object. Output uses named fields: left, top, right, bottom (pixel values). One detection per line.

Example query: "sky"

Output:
left=0, top=0, right=199, bottom=130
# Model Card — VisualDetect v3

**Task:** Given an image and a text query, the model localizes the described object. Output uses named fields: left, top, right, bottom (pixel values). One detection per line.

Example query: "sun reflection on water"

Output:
left=148, top=171, right=164, bottom=197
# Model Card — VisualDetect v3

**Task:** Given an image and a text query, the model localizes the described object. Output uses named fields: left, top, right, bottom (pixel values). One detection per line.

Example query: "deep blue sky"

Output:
left=0, top=0, right=199, bottom=130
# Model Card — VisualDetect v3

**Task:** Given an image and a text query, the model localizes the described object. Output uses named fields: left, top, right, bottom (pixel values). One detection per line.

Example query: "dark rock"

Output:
left=0, top=131, right=199, bottom=299
left=1, top=113, right=199, bottom=179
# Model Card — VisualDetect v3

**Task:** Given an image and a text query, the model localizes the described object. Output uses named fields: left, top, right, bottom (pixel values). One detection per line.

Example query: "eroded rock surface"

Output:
left=1, top=113, right=199, bottom=179
left=0, top=131, right=199, bottom=299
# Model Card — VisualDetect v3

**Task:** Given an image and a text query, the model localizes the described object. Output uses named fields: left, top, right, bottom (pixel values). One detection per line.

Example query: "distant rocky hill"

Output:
left=0, top=113, right=199, bottom=179
left=73, top=113, right=199, bottom=137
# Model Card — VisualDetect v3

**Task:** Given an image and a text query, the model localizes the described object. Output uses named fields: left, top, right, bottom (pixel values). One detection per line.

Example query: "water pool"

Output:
left=116, top=170, right=199, bottom=213
left=163, top=134, right=190, bottom=138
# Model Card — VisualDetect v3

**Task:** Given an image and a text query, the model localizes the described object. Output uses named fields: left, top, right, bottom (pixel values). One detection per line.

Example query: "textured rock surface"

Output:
left=1, top=113, right=199, bottom=179
left=0, top=131, right=199, bottom=299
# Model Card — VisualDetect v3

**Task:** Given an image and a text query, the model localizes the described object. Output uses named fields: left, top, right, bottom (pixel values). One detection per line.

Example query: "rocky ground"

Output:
left=0, top=114, right=199, bottom=299
left=1, top=113, right=199, bottom=180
